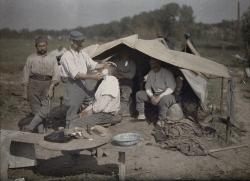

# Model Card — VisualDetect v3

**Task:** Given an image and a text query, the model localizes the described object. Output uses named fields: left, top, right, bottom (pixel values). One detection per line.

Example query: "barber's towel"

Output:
left=95, top=75, right=119, bottom=98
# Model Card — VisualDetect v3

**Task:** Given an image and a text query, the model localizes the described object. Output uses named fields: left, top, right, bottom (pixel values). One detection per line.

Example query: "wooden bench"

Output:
left=0, top=129, right=44, bottom=181
left=0, top=129, right=111, bottom=181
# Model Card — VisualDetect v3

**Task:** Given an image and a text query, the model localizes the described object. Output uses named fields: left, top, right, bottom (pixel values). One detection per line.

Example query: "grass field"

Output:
left=0, top=38, right=247, bottom=115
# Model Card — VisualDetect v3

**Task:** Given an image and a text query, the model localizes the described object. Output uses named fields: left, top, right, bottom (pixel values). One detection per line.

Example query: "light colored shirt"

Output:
left=92, top=75, right=120, bottom=114
left=145, top=67, right=176, bottom=97
left=60, top=49, right=98, bottom=79
left=22, top=53, right=60, bottom=84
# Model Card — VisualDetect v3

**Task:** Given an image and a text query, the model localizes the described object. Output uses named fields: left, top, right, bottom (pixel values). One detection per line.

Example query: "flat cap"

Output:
left=70, top=30, right=84, bottom=41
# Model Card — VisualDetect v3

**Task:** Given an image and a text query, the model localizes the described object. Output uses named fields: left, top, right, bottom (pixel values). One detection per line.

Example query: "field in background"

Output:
left=0, top=38, right=248, bottom=122
left=1, top=38, right=250, bottom=180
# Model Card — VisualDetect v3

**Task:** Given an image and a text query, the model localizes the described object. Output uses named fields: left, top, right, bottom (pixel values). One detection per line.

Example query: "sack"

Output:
left=44, top=130, right=72, bottom=143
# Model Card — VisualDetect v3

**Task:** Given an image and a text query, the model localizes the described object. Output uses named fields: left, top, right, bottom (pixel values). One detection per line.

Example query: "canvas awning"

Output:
left=84, top=34, right=230, bottom=78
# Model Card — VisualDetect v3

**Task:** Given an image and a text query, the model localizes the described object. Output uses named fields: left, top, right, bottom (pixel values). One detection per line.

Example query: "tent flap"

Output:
left=87, top=34, right=230, bottom=78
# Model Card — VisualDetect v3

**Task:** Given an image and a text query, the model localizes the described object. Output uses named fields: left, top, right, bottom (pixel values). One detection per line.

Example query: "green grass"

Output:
left=0, top=38, right=95, bottom=73
left=0, top=38, right=246, bottom=113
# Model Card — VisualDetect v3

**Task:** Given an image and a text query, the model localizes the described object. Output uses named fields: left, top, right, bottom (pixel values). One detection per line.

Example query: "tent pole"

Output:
left=220, top=77, right=224, bottom=114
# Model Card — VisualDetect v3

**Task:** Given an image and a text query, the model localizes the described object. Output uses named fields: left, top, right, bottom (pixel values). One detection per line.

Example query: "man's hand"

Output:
left=91, top=73, right=103, bottom=80
left=79, top=105, right=93, bottom=118
left=47, top=88, right=54, bottom=99
left=150, top=96, right=161, bottom=105
left=103, top=61, right=117, bottom=69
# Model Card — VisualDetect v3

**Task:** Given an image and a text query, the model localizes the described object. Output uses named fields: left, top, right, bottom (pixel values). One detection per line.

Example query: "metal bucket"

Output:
left=112, top=133, right=141, bottom=146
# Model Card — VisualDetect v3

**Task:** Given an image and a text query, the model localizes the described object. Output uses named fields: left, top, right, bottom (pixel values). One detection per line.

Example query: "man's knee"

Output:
left=136, top=90, right=147, bottom=101
left=159, top=94, right=176, bottom=107
left=121, top=86, right=132, bottom=101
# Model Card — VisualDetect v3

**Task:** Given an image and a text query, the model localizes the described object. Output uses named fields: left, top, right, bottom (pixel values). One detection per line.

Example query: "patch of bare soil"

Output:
left=1, top=68, right=250, bottom=181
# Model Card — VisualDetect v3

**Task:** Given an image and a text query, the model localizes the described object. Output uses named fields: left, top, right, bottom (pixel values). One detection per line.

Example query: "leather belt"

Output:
left=30, top=74, right=52, bottom=81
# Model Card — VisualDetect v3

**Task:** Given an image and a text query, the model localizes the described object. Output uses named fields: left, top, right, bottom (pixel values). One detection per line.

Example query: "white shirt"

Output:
left=145, top=67, right=176, bottom=97
left=60, top=49, right=98, bottom=79
left=92, top=75, right=120, bottom=114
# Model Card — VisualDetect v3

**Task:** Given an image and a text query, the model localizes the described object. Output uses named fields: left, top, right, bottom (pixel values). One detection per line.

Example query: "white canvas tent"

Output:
left=84, top=34, right=230, bottom=78
left=83, top=34, right=230, bottom=105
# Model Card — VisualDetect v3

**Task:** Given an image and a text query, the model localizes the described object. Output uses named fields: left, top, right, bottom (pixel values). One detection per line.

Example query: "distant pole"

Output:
left=236, top=0, right=240, bottom=42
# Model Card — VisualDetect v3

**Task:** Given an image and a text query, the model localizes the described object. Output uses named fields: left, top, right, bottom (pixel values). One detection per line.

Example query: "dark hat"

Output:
left=35, top=35, right=48, bottom=45
left=70, top=30, right=84, bottom=41
left=184, top=32, right=191, bottom=39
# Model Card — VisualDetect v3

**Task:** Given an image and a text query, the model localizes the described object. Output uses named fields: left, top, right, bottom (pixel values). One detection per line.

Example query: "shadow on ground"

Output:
left=36, top=154, right=118, bottom=177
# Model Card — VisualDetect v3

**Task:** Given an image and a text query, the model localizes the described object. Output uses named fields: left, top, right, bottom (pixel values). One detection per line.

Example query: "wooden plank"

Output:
left=209, top=144, right=248, bottom=153
left=220, top=77, right=224, bottom=114
left=118, top=151, right=126, bottom=181
left=0, top=136, right=11, bottom=181
left=8, top=142, right=37, bottom=168
left=0, top=130, right=38, bottom=172
left=1, top=129, right=44, bottom=144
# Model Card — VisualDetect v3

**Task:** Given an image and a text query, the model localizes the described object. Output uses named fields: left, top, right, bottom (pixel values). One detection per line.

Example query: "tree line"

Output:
left=0, top=3, right=249, bottom=46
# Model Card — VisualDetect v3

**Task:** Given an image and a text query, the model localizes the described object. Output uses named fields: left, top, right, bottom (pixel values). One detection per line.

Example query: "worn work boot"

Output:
left=137, top=114, right=146, bottom=120
left=22, top=125, right=34, bottom=132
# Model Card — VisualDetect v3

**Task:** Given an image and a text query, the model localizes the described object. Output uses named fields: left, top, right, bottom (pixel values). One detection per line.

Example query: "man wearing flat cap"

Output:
left=22, top=35, right=60, bottom=132
left=60, top=30, right=111, bottom=128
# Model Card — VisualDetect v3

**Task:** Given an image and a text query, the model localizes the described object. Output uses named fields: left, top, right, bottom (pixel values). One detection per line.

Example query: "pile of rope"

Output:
left=152, top=119, right=207, bottom=156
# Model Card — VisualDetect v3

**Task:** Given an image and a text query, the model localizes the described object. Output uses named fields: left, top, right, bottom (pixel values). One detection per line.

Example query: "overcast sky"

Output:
left=0, top=0, right=250, bottom=30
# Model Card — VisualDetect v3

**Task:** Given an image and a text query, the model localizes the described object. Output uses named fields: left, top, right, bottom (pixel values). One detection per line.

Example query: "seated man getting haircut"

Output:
left=70, top=65, right=121, bottom=128
left=136, top=58, right=176, bottom=125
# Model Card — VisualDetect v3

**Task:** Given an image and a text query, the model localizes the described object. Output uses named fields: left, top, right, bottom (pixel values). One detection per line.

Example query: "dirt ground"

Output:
left=1, top=67, right=250, bottom=181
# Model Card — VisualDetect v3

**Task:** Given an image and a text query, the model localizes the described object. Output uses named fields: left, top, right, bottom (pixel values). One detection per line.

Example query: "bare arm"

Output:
left=75, top=72, right=103, bottom=80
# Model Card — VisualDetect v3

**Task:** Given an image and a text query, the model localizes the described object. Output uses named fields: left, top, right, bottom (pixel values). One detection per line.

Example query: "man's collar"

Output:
left=36, top=53, right=47, bottom=57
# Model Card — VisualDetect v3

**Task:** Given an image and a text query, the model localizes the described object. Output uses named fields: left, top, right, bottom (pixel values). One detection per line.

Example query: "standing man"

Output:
left=112, top=48, right=136, bottom=117
left=60, top=30, right=111, bottom=128
left=22, top=36, right=60, bottom=132
left=136, top=58, right=176, bottom=125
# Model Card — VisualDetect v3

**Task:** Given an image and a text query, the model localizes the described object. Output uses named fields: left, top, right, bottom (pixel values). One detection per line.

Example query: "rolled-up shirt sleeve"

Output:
left=22, top=57, right=31, bottom=85
left=84, top=52, right=98, bottom=71
left=145, top=73, right=153, bottom=97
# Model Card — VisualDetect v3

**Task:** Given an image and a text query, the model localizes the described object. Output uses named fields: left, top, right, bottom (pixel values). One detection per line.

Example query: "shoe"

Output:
left=111, top=116, right=122, bottom=125
left=156, top=120, right=165, bottom=127
left=137, top=114, right=146, bottom=120
left=22, top=125, right=33, bottom=132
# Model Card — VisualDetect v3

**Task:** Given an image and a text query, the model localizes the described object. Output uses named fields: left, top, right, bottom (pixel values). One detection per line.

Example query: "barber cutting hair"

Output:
left=60, top=30, right=113, bottom=129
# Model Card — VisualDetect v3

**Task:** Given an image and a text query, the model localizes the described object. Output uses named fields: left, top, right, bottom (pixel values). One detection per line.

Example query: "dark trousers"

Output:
left=120, top=79, right=133, bottom=115
left=70, top=112, right=115, bottom=128
left=28, top=79, right=50, bottom=114
left=136, top=90, right=176, bottom=121
left=26, top=79, right=51, bottom=131
left=64, top=78, right=93, bottom=128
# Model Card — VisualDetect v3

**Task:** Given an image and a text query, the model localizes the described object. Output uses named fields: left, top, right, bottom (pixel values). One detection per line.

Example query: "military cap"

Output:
left=69, top=30, right=84, bottom=41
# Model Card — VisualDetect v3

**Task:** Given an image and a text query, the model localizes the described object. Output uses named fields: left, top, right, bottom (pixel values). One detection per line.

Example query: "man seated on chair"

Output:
left=136, top=58, right=176, bottom=125
left=70, top=64, right=121, bottom=128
